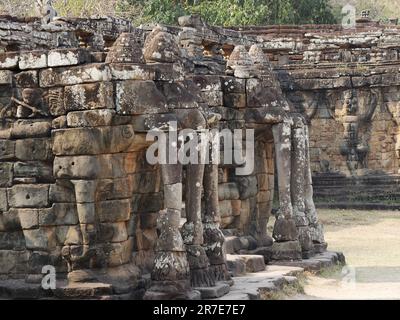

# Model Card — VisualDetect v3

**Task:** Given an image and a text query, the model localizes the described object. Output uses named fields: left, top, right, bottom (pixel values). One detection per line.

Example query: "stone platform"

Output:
left=0, top=278, right=148, bottom=300
left=0, top=251, right=344, bottom=300
left=216, top=251, right=344, bottom=300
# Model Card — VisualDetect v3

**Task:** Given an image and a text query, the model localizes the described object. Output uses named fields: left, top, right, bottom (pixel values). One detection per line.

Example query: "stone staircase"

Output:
left=216, top=265, right=303, bottom=300
left=218, top=235, right=345, bottom=300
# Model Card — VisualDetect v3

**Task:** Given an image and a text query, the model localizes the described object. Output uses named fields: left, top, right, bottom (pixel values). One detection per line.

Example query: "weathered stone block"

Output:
left=14, top=70, right=38, bottom=87
left=257, top=191, right=271, bottom=203
left=19, top=51, right=47, bottom=70
left=223, top=93, right=246, bottom=109
left=39, top=63, right=111, bottom=87
left=0, top=70, right=12, bottom=85
left=54, top=155, right=104, bottom=179
left=219, top=200, right=233, bottom=218
left=257, top=174, right=270, bottom=191
left=116, top=80, right=168, bottom=115
left=221, top=76, right=246, bottom=93
left=48, top=49, right=88, bottom=67
left=27, top=250, right=61, bottom=274
left=218, top=182, right=240, bottom=200
left=130, top=171, right=161, bottom=194
left=96, top=177, right=133, bottom=201
left=131, top=193, right=163, bottom=214
left=191, top=75, right=222, bottom=92
left=10, top=121, right=51, bottom=139
left=258, top=202, right=272, bottom=218
left=0, top=52, right=19, bottom=69
left=233, top=176, right=258, bottom=199
left=7, top=184, right=49, bottom=208
left=13, top=162, right=53, bottom=181
left=76, top=203, right=95, bottom=224
left=106, top=238, right=133, bottom=267
left=99, top=222, right=128, bottom=243
left=273, top=218, right=298, bottom=242
left=23, top=228, right=56, bottom=250
left=52, top=126, right=148, bottom=156
left=0, top=231, right=25, bottom=250
left=0, top=140, right=15, bottom=160
left=271, top=241, right=302, bottom=261
left=56, top=225, right=82, bottom=245
left=164, top=183, right=182, bottom=210
left=110, top=64, right=156, bottom=80
left=137, top=212, right=158, bottom=229
left=97, top=199, right=131, bottom=223
left=129, top=113, right=177, bottom=132
left=0, top=250, right=29, bottom=274
left=0, top=209, right=20, bottom=232
left=15, top=138, right=52, bottom=161
left=246, top=78, right=281, bottom=108
left=136, top=228, right=157, bottom=250
left=0, top=188, right=7, bottom=213
left=66, top=109, right=115, bottom=127
left=0, top=162, right=13, bottom=187
left=151, top=62, right=184, bottom=81
left=199, top=90, right=223, bottom=107
left=52, top=116, right=67, bottom=129
left=39, top=203, right=78, bottom=226
left=49, top=183, right=75, bottom=203
left=71, top=180, right=96, bottom=203
left=46, top=87, right=65, bottom=116
left=16, top=208, right=39, bottom=230
left=64, top=82, right=114, bottom=111
left=231, top=199, right=242, bottom=216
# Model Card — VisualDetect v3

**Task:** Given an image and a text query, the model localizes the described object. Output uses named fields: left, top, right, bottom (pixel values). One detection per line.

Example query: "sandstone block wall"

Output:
left=241, top=20, right=400, bottom=205
left=1, top=13, right=398, bottom=298
left=0, top=46, right=162, bottom=280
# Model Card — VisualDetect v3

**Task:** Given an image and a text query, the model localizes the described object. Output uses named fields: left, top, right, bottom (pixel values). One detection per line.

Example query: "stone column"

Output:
left=255, top=140, right=273, bottom=248
left=62, top=179, right=103, bottom=283
left=182, top=163, right=215, bottom=287
left=203, top=162, right=231, bottom=282
left=291, top=116, right=313, bottom=257
left=145, top=159, right=193, bottom=299
left=272, top=120, right=301, bottom=260
left=303, top=125, right=326, bottom=252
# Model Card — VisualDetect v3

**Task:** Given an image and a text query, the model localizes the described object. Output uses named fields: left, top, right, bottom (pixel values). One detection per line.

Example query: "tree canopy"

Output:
left=116, top=0, right=337, bottom=26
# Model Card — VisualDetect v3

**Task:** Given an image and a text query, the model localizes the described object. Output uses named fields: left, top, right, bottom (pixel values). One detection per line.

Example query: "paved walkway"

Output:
left=294, top=209, right=400, bottom=300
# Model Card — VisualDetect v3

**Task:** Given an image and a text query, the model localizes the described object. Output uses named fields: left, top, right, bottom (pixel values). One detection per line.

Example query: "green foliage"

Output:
left=117, top=0, right=187, bottom=25
left=54, top=0, right=101, bottom=17
left=0, top=0, right=338, bottom=26
left=291, top=0, right=337, bottom=24
left=189, top=0, right=270, bottom=27
left=116, top=0, right=337, bottom=26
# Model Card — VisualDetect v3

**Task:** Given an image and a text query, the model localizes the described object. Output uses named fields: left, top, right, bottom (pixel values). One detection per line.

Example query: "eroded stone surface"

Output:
left=0, top=13, right=363, bottom=300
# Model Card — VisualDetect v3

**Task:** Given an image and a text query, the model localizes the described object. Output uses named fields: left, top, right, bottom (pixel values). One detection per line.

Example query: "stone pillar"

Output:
left=62, top=180, right=103, bottom=283
left=255, top=140, right=273, bottom=248
left=304, top=125, right=326, bottom=252
left=181, top=162, right=215, bottom=287
left=291, top=116, right=313, bottom=257
left=145, top=160, right=194, bottom=299
left=203, top=163, right=231, bottom=282
left=272, top=120, right=301, bottom=260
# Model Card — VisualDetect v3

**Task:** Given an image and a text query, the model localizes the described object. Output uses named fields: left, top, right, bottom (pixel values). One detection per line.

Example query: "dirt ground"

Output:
left=291, top=209, right=400, bottom=300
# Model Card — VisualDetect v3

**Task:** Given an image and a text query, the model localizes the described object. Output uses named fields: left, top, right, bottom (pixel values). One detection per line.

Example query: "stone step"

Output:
left=240, top=246, right=273, bottom=264
left=214, top=265, right=304, bottom=300
left=224, top=236, right=242, bottom=254
left=194, top=282, right=231, bottom=299
left=226, top=254, right=266, bottom=276
left=224, top=236, right=258, bottom=254
left=270, top=251, right=345, bottom=272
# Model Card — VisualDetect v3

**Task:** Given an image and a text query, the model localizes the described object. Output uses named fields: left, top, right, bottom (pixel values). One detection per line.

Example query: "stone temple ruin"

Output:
left=1, top=11, right=399, bottom=299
